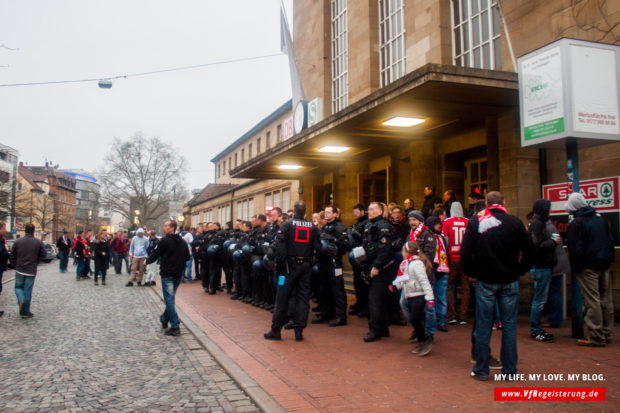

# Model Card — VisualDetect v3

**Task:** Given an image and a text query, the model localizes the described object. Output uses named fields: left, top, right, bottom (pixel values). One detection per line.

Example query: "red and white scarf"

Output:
left=409, top=223, right=424, bottom=242
left=392, top=253, right=419, bottom=288
left=478, top=204, right=507, bottom=234
left=434, top=234, right=449, bottom=273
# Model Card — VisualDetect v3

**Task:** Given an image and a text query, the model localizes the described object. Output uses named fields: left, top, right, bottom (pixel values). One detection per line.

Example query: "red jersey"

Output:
left=442, top=216, right=469, bottom=263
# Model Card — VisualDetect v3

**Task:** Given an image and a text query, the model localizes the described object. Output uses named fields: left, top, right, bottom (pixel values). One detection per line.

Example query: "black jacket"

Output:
left=91, top=238, right=110, bottom=270
left=0, top=236, right=9, bottom=271
left=56, top=235, right=71, bottom=254
left=567, top=206, right=615, bottom=272
left=422, top=195, right=442, bottom=218
left=349, top=214, right=368, bottom=247
left=146, top=233, right=190, bottom=278
left=460, top=209, right=535, bottom=284
left=363, top=217, right=394, bottom=270
left=10, top=234, right=46, bottom=276
left=389, top=217, right=409, bottom=250
left=529, top=199, right=557, bottom=269
left=321, top=219, right=349, bottom=267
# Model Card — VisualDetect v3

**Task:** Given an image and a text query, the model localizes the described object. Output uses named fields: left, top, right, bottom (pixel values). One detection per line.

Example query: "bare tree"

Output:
left=99, top=133, right=187, bottom=228
left=14, top=188, right=55, bottom=240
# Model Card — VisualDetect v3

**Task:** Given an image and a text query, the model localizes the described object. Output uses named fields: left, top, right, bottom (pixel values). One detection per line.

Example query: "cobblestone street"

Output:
left=0, top=263, right=258, bottom=413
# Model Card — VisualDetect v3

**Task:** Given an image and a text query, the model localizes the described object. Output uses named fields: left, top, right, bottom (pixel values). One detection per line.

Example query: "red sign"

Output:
left=543, top=177, right=619, bottom=215
left=282, top=115, right=294, bottom=141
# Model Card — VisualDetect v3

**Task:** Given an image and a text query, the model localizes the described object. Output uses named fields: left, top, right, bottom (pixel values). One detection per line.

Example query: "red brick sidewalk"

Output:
left=174, top=281, right=618, bottom=412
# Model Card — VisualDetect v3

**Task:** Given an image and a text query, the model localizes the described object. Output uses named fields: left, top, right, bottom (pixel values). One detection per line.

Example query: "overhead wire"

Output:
left=0, top=52, right=284, bottom=87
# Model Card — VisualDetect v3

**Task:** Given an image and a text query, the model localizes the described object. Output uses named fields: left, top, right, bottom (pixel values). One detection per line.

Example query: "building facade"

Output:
left=231, top=1, right=620, bottom=308
left=0, top=144, right=19, bottom=233
left=62, top=170, right=102, bottom=234
left=15, top=166, right=54, bottom=241
left=22, top=164, right=77, bottom=240
left=185, top=101, right=299, bottom=225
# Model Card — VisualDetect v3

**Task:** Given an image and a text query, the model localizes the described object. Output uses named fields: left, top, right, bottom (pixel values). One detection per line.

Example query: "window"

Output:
left=237, top=202, right=242, bottom=221
left=379, top=0, right=405, bottom=87
left=241, top=149, right=245, bottom=163
left=273, top=191, right=281, bottom=208
left=228, top=157, right=232, bottom=172
left=266, top=131, right=271, bottom=148
left=234, top=153, right=238, bottom=167
left=248, top=198, right=254, bottom=217
left=223, top=160, right=226, bottom=175
left=217, top=164, right=221, bottom=178
left=192, top=214, right=199, bottom=227
left=452, top=0, right=501, bottom=69
left=257, top=138, right=262, bottom=154
left=249, top=143, right=253, bottom=158
left=277, top=125, right=282, bottom=143
left=265, top=193, right=272, bottom=208
left=282, top=188, right=291, bottom=211
left=331, top=0, right=348, bottom=113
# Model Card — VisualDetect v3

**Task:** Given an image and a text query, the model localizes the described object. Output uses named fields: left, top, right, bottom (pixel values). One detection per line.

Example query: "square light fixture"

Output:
left=318, top=145, right=350, bottom=153
left=382, top=116, right=425, bottom=127
left=278, top=164, right=302, bottom=170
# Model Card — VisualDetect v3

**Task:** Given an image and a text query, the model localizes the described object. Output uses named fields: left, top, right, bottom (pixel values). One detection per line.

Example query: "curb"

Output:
left=147, top=286, right=287, bottom=413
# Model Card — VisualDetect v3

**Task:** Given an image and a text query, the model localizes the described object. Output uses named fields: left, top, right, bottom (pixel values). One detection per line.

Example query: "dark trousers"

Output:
left=318, top=259, right=347, bottom=320
left=200, top=258, right=210, bottom=290
left=233, top=260, right=243, bottom=295
left=194, top=258, right=200, bottom=279
left=271, top=261, right=311, bottom=331
left=407, top=296, right=427, bottom=342
left=94, top=265, right=107, bottom=283
left=208, top=257, right=221, bottom=292
left=352, top=266, right=369, bottom=311
left=59, top=250, right=69, bottom=271
left=241, top=262, right=252, bottom=297
left=368, top=269, right=391, bottom=334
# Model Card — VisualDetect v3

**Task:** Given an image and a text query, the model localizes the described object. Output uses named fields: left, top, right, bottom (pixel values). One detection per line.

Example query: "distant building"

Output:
left=21, top=163, right=77, bottom=240
left=62, top=170, right=102, bottom=233
left=15, top=166, right=54, bottom=241
left=0, top=144, right=19, bottom=233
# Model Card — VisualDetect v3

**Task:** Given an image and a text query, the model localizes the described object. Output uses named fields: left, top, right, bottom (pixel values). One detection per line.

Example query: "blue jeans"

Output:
left=59, top=251, right=69, bottom=271
left=14, top=273, right=36, bottom=314
left=425, top=274, right=448, bottom=335
left=183, top=256, right=193, bottom=282
left=161, top=276, right=181, bottom=328
left=547, top=274, right=563, bottom=326
left=76, top=258, right=87, bottom=277
left=473, top=280, right=519, bottom=377
left=530, top=268, right=552, bottom=335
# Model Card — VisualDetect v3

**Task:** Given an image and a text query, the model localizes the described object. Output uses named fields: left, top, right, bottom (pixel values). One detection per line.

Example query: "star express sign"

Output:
left=519, top=39, right=620, bottom=147
left=543, top=177, right=619, bottom=215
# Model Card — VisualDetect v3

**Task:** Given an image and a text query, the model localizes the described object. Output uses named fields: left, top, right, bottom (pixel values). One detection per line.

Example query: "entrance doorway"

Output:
left=359, top=172, right=387, bottom=206
left=464, top=158, right=488, bottom=197
left=313, top=183, right=333, bottom=213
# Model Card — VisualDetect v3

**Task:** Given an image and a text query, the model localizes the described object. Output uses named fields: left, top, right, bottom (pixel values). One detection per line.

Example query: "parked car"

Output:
left=43, top=243, right=57, bottom=263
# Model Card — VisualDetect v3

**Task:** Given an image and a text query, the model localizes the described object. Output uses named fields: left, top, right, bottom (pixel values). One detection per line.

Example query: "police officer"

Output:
left=247, top=215, right=267, bottom=307
left=363, top=202, right=394, bottom=342
left=349, top=203, right=369, bottom=318
left=221, top=221, right=235, bottom=294
left=196, top=223, right=213, bottom=293
left=231, top=221, right=251, bottom=300
left=312, top=204, right=349, bottom=326
left=206, top=223, right=226, bottom=295
left=263, top=207, right=284, bottom=311
left=264, top=200, right=321, bottom=341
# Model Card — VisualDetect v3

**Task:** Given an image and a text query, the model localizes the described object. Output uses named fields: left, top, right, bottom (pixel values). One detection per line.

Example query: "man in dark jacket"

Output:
left=565, top=193, right=615, bottom=347
left=56, top=229, right=71, bottom=273
left=422, top=186, right=443, bottom=219
left=0, top=222, right=9, bottom=317
left=528, top=199, right=559, bottom=343
left=10, top=224, right=46, bottom=319
left=461, top=191, right=535, bottom=380
left=146, top=220, right=190, bottom=336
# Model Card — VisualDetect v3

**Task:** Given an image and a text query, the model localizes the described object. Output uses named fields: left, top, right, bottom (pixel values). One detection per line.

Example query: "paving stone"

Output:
left=0, top=265, right=258, bottom=412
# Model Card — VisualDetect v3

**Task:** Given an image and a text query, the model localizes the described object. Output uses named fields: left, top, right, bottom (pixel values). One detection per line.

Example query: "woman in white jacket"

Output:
left=391, top=241, right=435, bottom=356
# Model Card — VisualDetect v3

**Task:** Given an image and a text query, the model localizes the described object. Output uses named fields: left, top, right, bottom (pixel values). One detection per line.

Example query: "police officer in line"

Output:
left=246, top=215, right=267, bottom=307
left=362, top=201, right=395, bottom=342
left=264, top=200, right=321, bottom=342
left=193, top=223, right=212, bottom=292
left=312, top=204, right=349, bottom=327
left=230, top=221, right=251, bottom=300
left=221, top=221, right=235, bottom=294
left=263, top=207, right=284, bottom=311
left=206, top=223, right=226, bottom=295
left=348, top=203, right=369, bottom=318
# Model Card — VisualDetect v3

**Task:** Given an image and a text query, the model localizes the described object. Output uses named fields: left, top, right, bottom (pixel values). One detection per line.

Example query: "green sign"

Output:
left=524, top=117, right=565, bottom=140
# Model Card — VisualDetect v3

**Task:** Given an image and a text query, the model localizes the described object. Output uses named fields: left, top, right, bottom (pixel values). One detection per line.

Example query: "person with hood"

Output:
left=443, top=202, right=471, bottom=324
left=528, top=199, right=559, bottom=343
left=565, top=193, right=614, bottom=347
left=146, top=220, right=189, bottom=336
left=126, top=228, right=149, bottom=286
left=422, top=186, right=443, bottom=219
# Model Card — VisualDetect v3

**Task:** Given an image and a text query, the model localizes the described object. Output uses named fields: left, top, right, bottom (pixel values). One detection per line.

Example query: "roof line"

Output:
left=210, top=100, right=292, bottom=163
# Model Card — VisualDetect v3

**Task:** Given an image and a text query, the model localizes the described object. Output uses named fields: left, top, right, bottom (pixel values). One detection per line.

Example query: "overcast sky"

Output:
left=0, top=0, right=293, bottom=192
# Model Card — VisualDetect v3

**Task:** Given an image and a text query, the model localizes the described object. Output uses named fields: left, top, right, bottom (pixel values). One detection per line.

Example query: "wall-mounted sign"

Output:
left=307, top=97, right=323, bottom=128
left=543, top=176, right=619, bottom=215
left=519, top=39, right=620, bottom=147
left=293, top=100, right=308, bottom=135
left=282, top=115, right=294, bottom=141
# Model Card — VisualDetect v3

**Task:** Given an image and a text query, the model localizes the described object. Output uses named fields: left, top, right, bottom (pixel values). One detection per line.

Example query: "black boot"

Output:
left=165, top=327, right=181, bottom=336
left=264, top=329, right=281, bottom=340
left=294, top=328, right=303, bottom=342
left=364, top=331, right=381, bottom=342
left=284, top=320, right=294, bottom=330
